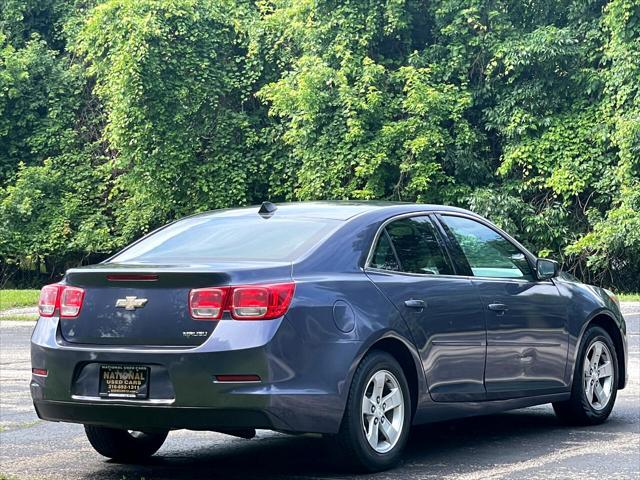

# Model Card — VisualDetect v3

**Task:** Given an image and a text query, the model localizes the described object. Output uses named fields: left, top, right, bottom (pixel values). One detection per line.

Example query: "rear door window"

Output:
left=370, top=216, right=454, bottom=275
left=369, top=231, right=400, bottom=271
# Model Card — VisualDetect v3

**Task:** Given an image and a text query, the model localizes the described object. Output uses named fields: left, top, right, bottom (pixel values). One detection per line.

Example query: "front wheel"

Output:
left=553, top=326, right=618, bottom=425
left=85, top=425, right=168, bottom=462
left=335, top=350, right=411, bottom=472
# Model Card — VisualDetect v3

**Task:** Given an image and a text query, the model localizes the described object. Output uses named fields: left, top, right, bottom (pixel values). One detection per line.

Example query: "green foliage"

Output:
left=0, top=153, right=113, bottom=260
left=563, top=0, right=640, bottom=287
left=0, top=0, right=70, bottom=49
left=0, top=37, right=82, bottom=181
left=258, top=1, right=486, bottom=202
left=75, top=0, right=266, bottom=242
left=0, top=0, right=639, bottom=291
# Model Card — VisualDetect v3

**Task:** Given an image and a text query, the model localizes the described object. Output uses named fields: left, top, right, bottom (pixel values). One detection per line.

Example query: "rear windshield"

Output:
left=110, top=216, right=341, bottom=263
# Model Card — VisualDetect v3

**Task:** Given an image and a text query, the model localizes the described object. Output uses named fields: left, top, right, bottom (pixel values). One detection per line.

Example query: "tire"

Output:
left=553, top=326, right=618, bottom=425
left=84, top=425, right=168, bottom=462
left=335, top=350, right=411, bottom=472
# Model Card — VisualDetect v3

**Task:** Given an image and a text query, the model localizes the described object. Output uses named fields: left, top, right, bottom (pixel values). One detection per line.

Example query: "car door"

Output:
left=437, top=213, right=569, bottom=399
left=365, top=214, right=487, bottom=402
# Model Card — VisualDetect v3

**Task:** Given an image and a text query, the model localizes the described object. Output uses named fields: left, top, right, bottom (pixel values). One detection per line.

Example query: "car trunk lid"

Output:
left=58, top=262, right=292, bottom=347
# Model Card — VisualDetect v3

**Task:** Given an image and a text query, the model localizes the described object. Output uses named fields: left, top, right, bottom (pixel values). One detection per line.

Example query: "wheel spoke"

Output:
left=366, top=416, right=379, bottom=447
left=597, top=361, right=613, bottom=379
left=382, top=388, right=402, bottom=412
left=362, top=395, right=375, bottom=417
left=372, top=372, right=386, bottom=402
left=379, top=417, right=399, bottom=444
left=585, top=379, right=595, bottom=403
left=594, top=382, right=607, bottom=405
left=592, top=342, right=603, bottom=368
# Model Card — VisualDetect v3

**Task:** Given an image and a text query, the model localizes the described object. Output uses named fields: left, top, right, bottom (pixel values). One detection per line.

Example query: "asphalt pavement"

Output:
left=1, top=304, right=638, bottom=480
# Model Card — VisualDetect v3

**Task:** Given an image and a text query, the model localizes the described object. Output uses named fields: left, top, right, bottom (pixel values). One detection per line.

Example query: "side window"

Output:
left=370, top=231, right=400, bottom=271
left=441, top=215, right=534, bottom=281
left=384, top=217, right=454, bottom=275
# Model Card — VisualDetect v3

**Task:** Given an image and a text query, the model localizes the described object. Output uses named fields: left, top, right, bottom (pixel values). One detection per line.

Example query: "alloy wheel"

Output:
left=583, top=340, right=614, bottom=411
left=361, top=369, right=404, bottom=453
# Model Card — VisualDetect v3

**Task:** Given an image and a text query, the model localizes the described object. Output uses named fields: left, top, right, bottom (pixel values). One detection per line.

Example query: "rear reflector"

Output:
left=214, top=374, right=261, bottom=383
left=38, top=284, right=85, bottom=318
left=189, top=283, right=295, bottom=321
left=32, top=368, right=48, bottom=377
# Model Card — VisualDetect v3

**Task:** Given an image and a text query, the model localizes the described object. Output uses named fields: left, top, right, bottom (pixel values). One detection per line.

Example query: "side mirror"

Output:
left=536, top=258, right=559, bottom=280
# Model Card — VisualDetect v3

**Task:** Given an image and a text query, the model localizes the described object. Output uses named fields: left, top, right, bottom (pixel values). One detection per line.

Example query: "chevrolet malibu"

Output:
left=30, top=202, right=627, bottom=471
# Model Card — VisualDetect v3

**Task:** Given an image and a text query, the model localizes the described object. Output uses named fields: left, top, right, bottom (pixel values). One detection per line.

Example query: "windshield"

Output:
left=110, top=215, right=341, bottom=263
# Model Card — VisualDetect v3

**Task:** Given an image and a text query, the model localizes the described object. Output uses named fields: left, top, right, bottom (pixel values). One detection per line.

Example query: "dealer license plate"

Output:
left=99, top=364, right=149, bottom=399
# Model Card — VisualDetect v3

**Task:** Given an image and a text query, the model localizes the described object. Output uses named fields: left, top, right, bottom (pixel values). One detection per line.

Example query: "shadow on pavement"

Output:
left=75, top=407, right=610, bottom=480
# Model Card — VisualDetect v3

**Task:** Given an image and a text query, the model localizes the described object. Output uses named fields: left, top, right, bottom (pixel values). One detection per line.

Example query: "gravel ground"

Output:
left=1, top=303, right=638, bottom=480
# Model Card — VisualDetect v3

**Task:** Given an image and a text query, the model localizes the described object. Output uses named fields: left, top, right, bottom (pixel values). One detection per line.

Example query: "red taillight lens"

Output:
left=60, top=286, right=85, bottom=318
left=38, top=285, right=60, bottom=317
left=38, top=284, right=85, bottom=318
left=232, top=287, right=269, bottom=318
left=188, top=283, right=295, bottom=321
left=189, top=287, right=229, bottom=320
left=231, top=283, right=295, bottom=320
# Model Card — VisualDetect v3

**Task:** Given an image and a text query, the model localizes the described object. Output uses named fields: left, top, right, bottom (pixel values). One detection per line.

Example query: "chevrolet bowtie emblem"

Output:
left=115, top=296, right=148, bottom=310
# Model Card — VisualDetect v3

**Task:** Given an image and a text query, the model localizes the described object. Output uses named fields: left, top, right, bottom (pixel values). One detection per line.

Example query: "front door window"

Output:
left=441, top=216, right=534, bottom=280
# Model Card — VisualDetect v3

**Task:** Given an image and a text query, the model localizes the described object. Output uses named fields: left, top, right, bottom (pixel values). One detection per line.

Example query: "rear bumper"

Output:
left=33, top=399, right=278, bottom=432
left=30, top=314, right=360, bottom=434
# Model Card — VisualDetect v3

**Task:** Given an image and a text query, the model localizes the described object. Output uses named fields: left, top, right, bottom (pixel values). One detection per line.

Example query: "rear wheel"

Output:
left=335, top=351, right=411, bottom=472
left=553, top=326, right=618, bottom=425
left=84, top=425, right=168, bottom=462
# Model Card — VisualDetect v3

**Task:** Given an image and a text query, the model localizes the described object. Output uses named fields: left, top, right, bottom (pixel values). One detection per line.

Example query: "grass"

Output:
left=0, top=314, right=39, bottom=321
left=0, top=420, right=41, bottom=432
left=0, top=289, right=39, bottom=310
left=618, top=293, right=640, bottom=302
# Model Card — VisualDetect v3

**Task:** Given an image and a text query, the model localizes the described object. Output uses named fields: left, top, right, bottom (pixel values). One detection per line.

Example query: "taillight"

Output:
left=189, top=283, right=295, bottom=321
left=231, top=283, right=295, bottom=320
left=38, top=284, right=85, bottom=318
left=38, top=285, right=60, bottom=317
left=60, top=286, right=85, bottom=318
left=232, top=287, right=269, bottom=318
left=189, top=287, right=229, bottom=320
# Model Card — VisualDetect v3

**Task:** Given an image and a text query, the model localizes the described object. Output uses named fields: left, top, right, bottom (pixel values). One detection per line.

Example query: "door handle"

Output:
left=488, top=303, right=508, bottom=312
left=404, top=299, right=426, bottom=309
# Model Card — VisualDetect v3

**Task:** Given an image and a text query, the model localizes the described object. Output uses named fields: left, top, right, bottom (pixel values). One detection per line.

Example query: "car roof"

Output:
left=191, top=201, right=475, bottom=221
